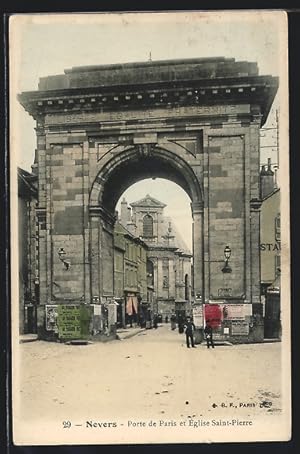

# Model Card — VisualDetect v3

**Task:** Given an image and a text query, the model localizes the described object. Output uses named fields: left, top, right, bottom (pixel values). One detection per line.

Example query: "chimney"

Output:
left=260, top=158, right=275, bottom=199
left=126, top=222, right=137, bottom=236
left=120, top=198, right=128, bottom=226
left=31, top=149, right=38, bottom=175
left=127, top=206, right=132, bottom=223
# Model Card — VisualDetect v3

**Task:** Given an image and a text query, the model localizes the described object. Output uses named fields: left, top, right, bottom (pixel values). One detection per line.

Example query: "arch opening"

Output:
left=89, top=145, right=204, bottom=325
left=114, top=178, right=194, bottom=327
left=90, top=146, right=203, bottom=215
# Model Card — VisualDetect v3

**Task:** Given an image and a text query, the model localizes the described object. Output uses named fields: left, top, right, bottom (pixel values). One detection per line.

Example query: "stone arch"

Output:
left=89, top=144, right=204, bottom=305
left=89, top=145, right=203, bottom=213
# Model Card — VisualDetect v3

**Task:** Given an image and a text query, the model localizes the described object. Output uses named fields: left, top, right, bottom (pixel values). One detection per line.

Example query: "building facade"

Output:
left=120, top=195, right=192, bottom=319
left=18, top=168, right=38, bottom=334
left=260, top=188, right=280, bottom=291
left=260, top=162, right=280, bottom=338
left=18, top=57, right=278, bottom=342
left=114, top=220, right=151, bottom=327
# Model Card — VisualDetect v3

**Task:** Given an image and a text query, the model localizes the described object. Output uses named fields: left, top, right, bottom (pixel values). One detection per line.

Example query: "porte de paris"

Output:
left=18, top=57, right=279, bottom=343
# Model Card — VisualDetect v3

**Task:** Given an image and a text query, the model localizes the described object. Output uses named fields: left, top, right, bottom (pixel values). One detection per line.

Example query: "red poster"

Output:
left=204, top=304, right=222, bottom=328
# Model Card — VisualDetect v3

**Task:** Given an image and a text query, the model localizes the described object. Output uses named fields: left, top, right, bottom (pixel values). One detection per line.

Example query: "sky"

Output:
left=10, top=11, right=287, bottom=249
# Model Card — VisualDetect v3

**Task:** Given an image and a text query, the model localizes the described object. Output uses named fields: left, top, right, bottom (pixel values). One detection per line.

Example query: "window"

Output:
left=147, top=260, right=154, bottom=287
left=275, top=255, right=281, bottom=277
left=185, top=274, right=189, bottom=300
left=143, top=214, right=153, bottom=237
left=275, top=213, right=280, bottom=242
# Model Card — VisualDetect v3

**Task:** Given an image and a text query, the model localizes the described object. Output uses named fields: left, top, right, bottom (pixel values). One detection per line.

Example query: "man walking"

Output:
left=204, top=322, right=215, bottom=349
left=170, top=312, right=176, bottom=330
left=184, top=317, right=196, bottom=348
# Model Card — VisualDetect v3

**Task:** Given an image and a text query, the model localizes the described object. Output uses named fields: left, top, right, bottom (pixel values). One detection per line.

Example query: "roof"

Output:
left=38, top=57, right=260, bottom=91
left=130, top=194, right=166, bottom=209
left=261, top=187, right=280, bottom=202
left=164, top=216, right=191, bottom=255
left=114, top=220, right=148, bottom=248
left=18, top=167, right=38, bottom=198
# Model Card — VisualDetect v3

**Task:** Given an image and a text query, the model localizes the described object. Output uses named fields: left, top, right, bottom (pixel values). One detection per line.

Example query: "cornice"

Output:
left=18, top=75, right=278, bottom=127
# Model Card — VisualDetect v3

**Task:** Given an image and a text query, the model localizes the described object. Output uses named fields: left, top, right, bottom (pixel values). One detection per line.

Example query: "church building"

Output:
left=119, top=195, right=192, bottom=319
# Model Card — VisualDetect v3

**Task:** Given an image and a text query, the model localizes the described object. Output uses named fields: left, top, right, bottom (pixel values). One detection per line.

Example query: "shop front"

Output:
left=264, top=276, right=281, bottom=339
left=204, top=301, right=264, bottom=343
left=125, top=293, right=139, bottom=327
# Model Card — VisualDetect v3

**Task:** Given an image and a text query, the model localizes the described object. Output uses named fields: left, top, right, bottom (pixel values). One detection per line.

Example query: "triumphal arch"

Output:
left=19, top=58, right=278, bottom=340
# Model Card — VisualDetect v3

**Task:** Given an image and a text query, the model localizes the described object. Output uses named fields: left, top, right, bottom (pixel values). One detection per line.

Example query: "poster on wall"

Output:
left=10, top=10, right=290, bottom=447
left=57, top=304, right=82, bottom=339
left=231, top=321, right=250, bottom=336
left=220, top=303, right=253, bottom=321
left=45, top=305, right=58, bottom=332
left=192, top=304, right=203, bottom=328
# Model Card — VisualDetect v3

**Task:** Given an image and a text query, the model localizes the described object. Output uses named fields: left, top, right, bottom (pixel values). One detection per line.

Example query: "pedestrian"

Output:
left=170, top=312, right=176, bottom=330
left=165, top=315, right=169, bottom=324
left=153, top=313, right=158, bottom=329
left=139, top=312, right=145, bottom=328
left=178, top=313, right=185, bottom=334
left=184, top=317, right=196, bottom=348
left=204, top=322, right=215, bottom=349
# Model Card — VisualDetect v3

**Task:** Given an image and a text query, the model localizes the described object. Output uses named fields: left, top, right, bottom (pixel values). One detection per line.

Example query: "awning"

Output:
left=126, top=296, right=138, bottom=315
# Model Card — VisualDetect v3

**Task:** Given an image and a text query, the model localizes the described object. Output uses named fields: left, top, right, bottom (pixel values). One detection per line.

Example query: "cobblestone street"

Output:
left=15, top=325, right=283, bottom=425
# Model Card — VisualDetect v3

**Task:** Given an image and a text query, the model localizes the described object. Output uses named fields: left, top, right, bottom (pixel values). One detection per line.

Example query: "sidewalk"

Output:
left=117, top=327, right=146, bottom=340
left=263, top=338, right=281, bottom=343
left=19, top=329, right=146, bottom=343
left=19, top=333, right=38, bottom=343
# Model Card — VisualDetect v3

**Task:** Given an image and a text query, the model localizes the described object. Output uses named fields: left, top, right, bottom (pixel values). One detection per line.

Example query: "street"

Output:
left=16, top=324, right=282, bottom=424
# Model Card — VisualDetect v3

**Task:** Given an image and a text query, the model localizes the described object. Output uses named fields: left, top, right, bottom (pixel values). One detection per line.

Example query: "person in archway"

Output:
left=170, top=312, right=176, bottom=330
left=204, top=321, right=215, bottom=349
left=153, top=313, right=158, bottom=329
left=184, top=316, right=196, bottom=348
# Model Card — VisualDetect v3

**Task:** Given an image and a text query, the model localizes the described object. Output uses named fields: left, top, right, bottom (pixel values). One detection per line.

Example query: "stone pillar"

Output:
left=250, top=199, right=262, bottom=304
left=90, top=215, right=101, bottom=299
left=100, top=217, right=115, bottom=299
left=192, top=200, right=204, bottom=340
left=35, top=123, right=48, bottom=338
left=168, top=259, right=175, bottom=298
left=89, top=206, right=115, bottom=301
left=191, top=201, right=204, bottom=299
left=120, top=198, right=128, bottom=226
left=152, top=258, right=158, bottom=312
left=157, top=259, right=163, bottom=299
left=83, top=141, right=91, bottom=304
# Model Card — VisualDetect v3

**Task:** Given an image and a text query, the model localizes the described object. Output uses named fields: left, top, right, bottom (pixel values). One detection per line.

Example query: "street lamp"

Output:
left=58, top=247, right=66, bottom=260
left=58, top=247, right=70, bottom=270
left=222, top=245, right=232, bottom=273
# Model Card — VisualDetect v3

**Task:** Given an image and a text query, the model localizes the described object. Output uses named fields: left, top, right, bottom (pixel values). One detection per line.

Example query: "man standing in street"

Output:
left=204, top=322, right=215, bottom=349
left=184, top=317, right=196, bottom=348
